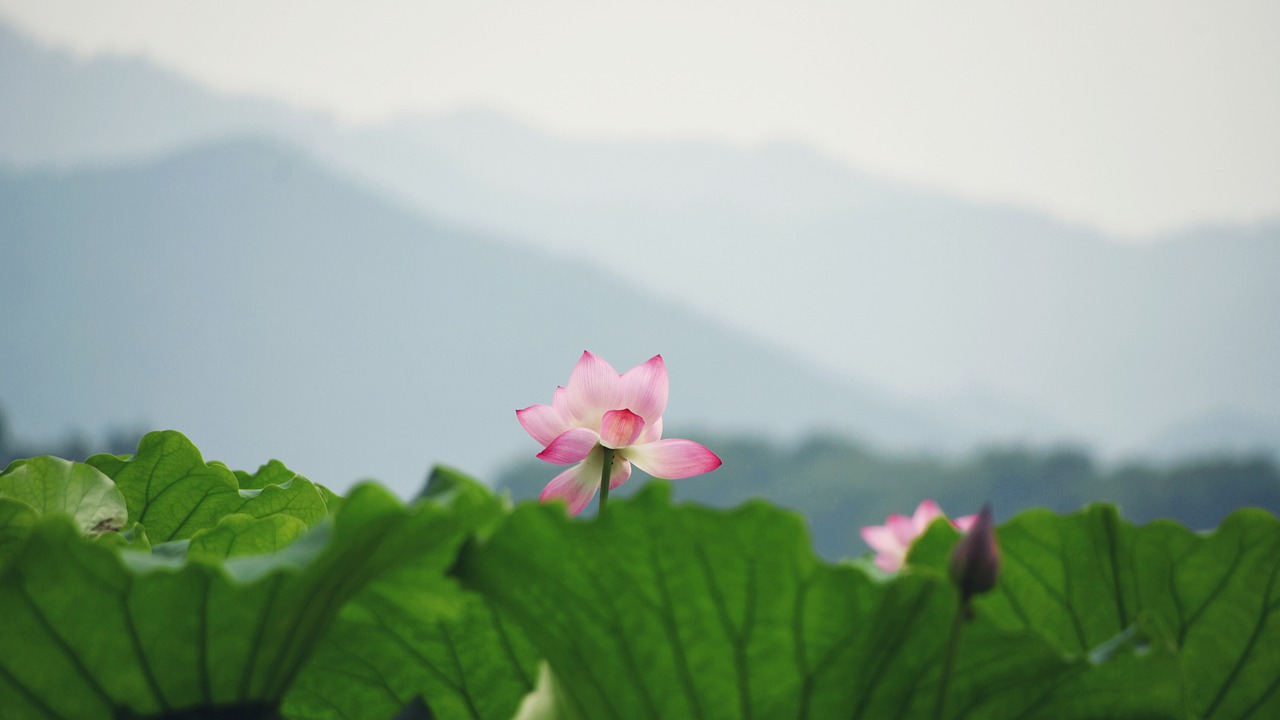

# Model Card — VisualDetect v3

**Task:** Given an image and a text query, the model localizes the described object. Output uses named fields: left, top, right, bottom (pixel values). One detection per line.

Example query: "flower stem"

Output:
left=598, top=447, right=614, bottom=514
left=933, top=600, right=967, bottom=720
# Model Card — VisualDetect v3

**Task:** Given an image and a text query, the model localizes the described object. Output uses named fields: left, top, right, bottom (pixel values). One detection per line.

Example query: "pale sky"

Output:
left=2, top=0, right=1278, bottom=238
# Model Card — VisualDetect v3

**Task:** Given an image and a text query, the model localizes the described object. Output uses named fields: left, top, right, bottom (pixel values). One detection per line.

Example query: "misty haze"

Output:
left=1, top=12, right=1277, bottom=531
left=4, top=6, right=1280, bottom=718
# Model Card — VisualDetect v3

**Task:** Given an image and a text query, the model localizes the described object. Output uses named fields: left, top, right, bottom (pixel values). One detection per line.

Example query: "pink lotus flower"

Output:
left=860, top=499, right=977, bottom=573
left=518, top=351, right=722, bottom=515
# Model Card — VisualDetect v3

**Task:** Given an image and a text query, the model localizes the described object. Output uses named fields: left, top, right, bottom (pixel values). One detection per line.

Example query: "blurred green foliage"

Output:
left=495, top=432, right=1280, bottom=558
left=1, top=429, right=1278, bottom=718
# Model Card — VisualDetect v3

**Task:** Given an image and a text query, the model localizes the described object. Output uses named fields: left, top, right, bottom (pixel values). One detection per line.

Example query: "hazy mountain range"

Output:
left=321, top=117, right=1280, bottom=457
left=0, top=137, right=959, bottom=493
left=2, top=18, right=1277, bottom=491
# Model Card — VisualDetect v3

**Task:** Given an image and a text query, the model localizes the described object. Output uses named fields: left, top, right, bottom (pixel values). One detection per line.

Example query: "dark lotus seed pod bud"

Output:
left=949, top=504, right=999, bottom=601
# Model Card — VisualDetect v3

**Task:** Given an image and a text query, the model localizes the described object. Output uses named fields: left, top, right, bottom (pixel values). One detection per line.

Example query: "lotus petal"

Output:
left=600, top=409, right=645, bottom=449
left=537, top=428, right=600, bottom=465
left=622, top=439, right=722, bottom=479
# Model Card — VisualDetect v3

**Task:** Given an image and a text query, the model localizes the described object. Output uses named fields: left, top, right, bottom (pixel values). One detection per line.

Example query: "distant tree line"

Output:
left=0, top=405, right=142, bottom=470
left=494, top=432, right=1280, bottom=559
left=6, top=401, right=1275, bottom=562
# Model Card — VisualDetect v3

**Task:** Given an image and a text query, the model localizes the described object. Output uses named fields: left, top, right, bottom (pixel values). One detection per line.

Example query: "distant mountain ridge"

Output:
left=2, top=17, right=1277, bottom=461
left=0, top=137, right=964, bottom=493
left=335, top=112, right=1280, bottom=452
left=0, top=20, right=332, bottom=167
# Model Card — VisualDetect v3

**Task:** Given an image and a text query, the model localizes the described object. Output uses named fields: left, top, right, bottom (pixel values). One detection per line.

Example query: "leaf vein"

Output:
left=1203, top=552, right=1280, bottom=718
left=13, top=579, right=115, bottom=711
left=649, top=543, right=705, bottom=719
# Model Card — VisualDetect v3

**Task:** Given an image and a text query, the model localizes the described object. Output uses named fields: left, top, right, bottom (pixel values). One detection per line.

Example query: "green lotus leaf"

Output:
left=909, top=504, right=1280, bottom=719
left=456, top=483, right=1184, bottom=719
left=87, top=431, right=327, bottom=542
left=187, top=514, right=310, bottom=561
left=283, top=467, right=537, bottom=720
left=93, top=522, right=152, bottom=553
left=235, top=459, right=302, bottom=490
left=314, top=485, right=345, bottom=516
left=0, top=497, right=38, bottom=565
left=0, top=479, right=480, bottom=719
left=0, top=456, right=127, bottom=534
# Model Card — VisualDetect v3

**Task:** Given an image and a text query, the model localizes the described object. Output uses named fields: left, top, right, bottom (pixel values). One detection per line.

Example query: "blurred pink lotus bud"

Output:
left=949, top=504, right=1000, bottom=601
left=860, top=500, right=977, bottom=573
